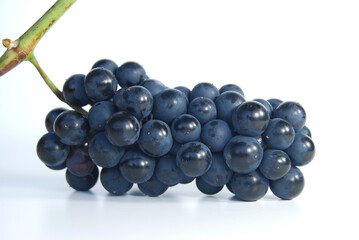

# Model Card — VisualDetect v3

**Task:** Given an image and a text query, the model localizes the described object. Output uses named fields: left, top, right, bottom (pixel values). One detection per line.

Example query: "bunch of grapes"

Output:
left=36, top=59, right=315, bottom=201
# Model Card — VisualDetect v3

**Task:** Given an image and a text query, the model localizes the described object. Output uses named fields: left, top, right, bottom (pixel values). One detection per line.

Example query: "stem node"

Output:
left=0, top=1, right=87, bottom=116
left=2, top=39, right=12, bottom=49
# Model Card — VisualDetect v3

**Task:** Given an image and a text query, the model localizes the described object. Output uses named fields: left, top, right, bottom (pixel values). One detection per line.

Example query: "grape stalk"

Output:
left=0, top=0, right=87, bottom=116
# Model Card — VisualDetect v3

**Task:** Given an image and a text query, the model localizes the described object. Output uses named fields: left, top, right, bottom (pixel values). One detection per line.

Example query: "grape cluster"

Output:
left=36, top=59, right=315, bottom=201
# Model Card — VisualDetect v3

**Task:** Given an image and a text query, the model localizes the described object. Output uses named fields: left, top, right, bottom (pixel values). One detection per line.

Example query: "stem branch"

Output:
left=0, top=0, right=76, bottom=76
left=27, top=53, right=88, bottom=117
left=0, top=0, right=88, bottom=116
left=27, top=53, right=64, bottom=101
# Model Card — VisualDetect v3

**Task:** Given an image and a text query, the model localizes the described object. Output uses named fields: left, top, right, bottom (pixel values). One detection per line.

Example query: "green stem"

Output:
left=27, top=53, right=88, bottom=117
left=0, top=0, right=76, bottom=76
left=0, top=0, right=88, bottom=116
left=27, top=53, right=64, bottom=101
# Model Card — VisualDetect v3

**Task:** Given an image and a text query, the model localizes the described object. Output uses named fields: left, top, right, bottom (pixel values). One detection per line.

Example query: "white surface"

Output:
left=0, top=0, right=358, bottom=239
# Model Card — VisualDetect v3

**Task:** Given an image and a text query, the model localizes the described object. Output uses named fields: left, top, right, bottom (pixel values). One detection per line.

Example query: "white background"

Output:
left=0, top=0, right=358, bottom=239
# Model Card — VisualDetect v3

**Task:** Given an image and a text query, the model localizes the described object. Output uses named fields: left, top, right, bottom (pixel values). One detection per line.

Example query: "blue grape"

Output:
left=45, top=107, right=67, bottom=132
left=262, top=118, right=295, bottom=150
left=54, top=110, right=89, bottom=146
left=138, top=175, right=169, bottom=197
left=45, top=161, right=67, bottom=171
left=219, top=84, right=245, bottom=97
left=285, top=133, right=315, bottom=166
left=253, top=98, right=273, bottom=118
left=138, top=120, right=173, bottom=157
left=106, top=112, right=140, bottom=147
left=215, top=91, right=245, bottom=127
left=88, top=101, right=116, bottom=131
left=115, top=62, right=148, bottom=88
left=153, top=89, right=188, bottom=124
left=84, top=68, right=117, bottom=102
left=230, top=171, right=269, bottom=201
left=259, top=150, right=291, bottom=180
left=100, top=166, right=133, bottom=195
left=196, top=177, right=223, bottom=195
left=273, top=101, right=306, bottom=131
left=176, top=141, right=212, bottom=177
left=270, top=166, right=305, bottom=200
left=114, top=85, right=153, bottom=120
left=267, top=98, right=282, bottom=110
left=155, top=155, right=184, bottom=185
left=92, top=59, right=118, bottom=74
left=171, top=114, right=201, bottom=144
left=112, top=87, right=125, bottom=105
left=232, top=101, right=270, bottom=137
left=66, top=147, right=95, bottom=177
left=119, top=150, right=156, bottom=184
left=179, top=175, right=195, bottom=184
left=37, top=132, right=70, bottom=167
left=174, top=86, right=191, bottom=100
left=190, top=82, right=219, bottom=101
left=223, top=136, right=263, bottom=174
left=62, top=74, right=90, bottom=107
left=201, top=120, right=232, bottom=152
left=188, top=97, right=217, bottom=125
left=141, top=79, right=168, bottom=96
left=201, top=153, right=233, bottom=187
left=66, top=166, right=99, bottom=191
left=298, top=125, right=312, bottom=137
left=88, top=132, right=125, bottom=168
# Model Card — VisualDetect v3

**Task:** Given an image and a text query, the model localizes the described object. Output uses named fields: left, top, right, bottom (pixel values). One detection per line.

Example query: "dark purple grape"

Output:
left=138, top=175, right=168, bottom=197
left=270, top=167, right=305, bottom=200
left=119, top=150, right=156, bottom=184
left=92, top=59, right=118, bottom=74
left=63, top=74, right=90, bottom=107
left=100, top=166, right=133, bottom=195
left=201, top=153, right=233, bottom=187
left=215, top=91, right=245, bottom=127
left=138, top=120, right=173, bottom=157
left=115, top=62, right=148, bottom=88
left=285, top=133, right=315, bottom=166
left=190, top=82, right=219, bottom=101
left=219, top=84, right=245, bottom=97
left=196, top=177, right=223, bottom=195
left=232, top=101, right=270, bottom=137
left=188, top=97, right=217, bottom=125
left=201, top=119, right=232, bottom=152
left=66, top=147, right=95, bottom=177
left=153, top=89, right=188, bottom=124
left=88, top=132, right=125, bottom=168
left=176, top=141, right=212, bottom=178
left=84, top=68, right=117, bottom=102
left=37, top=132, right=70, bottom=167
left=114, top=85, right=153, bottom=120
left=45, top=108, right=67, bottom=132
left=141, top=79, right=168, bottom=97
left=66, top=166, right=99, bottom=191
left=230, top=171, right=269, bottom=201
left=155, top=155, right=184, bottom=186
left=54, top=110, right=89, bottom=146
left=106, top=112, right=140, bottom=147
left=88, top=101, right=116, bottom=131
left=273, top=101, right=306, bottom=132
